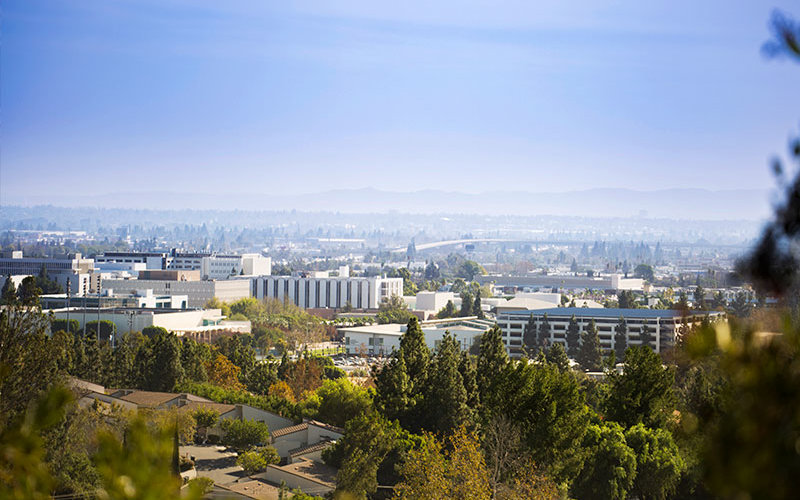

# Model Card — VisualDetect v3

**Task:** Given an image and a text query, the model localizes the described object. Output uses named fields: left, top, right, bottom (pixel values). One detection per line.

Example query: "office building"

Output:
left=253, top=275, right=403, bottom=310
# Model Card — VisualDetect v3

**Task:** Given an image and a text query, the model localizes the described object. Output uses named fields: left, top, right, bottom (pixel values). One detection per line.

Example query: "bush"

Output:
left=187, top=477, right=214, bottom=495
left=207, top=434, right=220, bottom=445
left=220, top=419, right=270, bottom=452
left=51, top=318, right=79, bottom=334
left=237, top=451, right=267, bottom=475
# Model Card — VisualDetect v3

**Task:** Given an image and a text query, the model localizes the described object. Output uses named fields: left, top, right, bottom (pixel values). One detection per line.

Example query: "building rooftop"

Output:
left=271, top=423, right=308, bottom=439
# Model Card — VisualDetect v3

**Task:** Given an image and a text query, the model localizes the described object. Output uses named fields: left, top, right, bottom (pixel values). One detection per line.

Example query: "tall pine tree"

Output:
left=577, top=320, right=602, bottom=371
left=422, top=333, right=471, bottom=434
left=537, top=314, right=551, bottom=351
left=566, top=315, right=580, bottom=358
left=640, top=319, right=652, bottom=350
left=522, top=314, right=537, bottom=355
left=614, top=317, right=628, bottom=360
left=477, top=326, right=509, bottom=416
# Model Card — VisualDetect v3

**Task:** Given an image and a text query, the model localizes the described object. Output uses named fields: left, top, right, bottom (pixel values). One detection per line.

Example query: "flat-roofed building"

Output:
left=340, top=317, right=495, bottom=356
left=100, top=277, right=251, bottom=308
left=253, top=275, right=402, bottom=310
left=498, top=307, right=725, bottom=357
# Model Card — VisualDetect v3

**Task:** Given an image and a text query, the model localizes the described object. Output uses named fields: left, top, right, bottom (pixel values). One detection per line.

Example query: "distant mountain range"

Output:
left=2, top=187, right=773, bottom=220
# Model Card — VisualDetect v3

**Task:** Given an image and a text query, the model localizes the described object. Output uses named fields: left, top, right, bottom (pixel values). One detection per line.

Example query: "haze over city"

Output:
left=2, top=0, right=799, bottom=209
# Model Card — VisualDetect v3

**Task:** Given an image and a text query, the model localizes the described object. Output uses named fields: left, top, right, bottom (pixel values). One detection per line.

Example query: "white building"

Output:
left=414, top=291, right=455, bottom=313
left=0, top=251, right=96, bottom=295
left=253, top=275, right=403, bottom=310
left=340, top=317, right=495, bottom=355
left=96, top=250, right=271, bottom=280
left=41, top=288, right=189, bottom=310
left=497, top=307, right=725, bottom=357
left=101, top=277, right=251, bottom=308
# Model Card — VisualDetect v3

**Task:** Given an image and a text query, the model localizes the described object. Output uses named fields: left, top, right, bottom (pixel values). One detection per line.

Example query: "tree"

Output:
left=394, top=426, right=492, bottom=500
left=436, top=300, right=457, bottom=319
left=571, top=422, right=637, bottom=500
left=459, top=292, right=473, bottom=317
left=192, top=406, right=219, bottom=438
left=476, top=326, right=509, bottom=416
left=613, top=317, right=628, bottom=360
left=246, top=361, right=278, bottom=395
left=1, top=276, right=17, bottom=305
left=422, top=334, right=471, bottom=435
left=617, top=290, right=636, bottom=309
left=86, top=320, right=116, bottom=342
left=625, top=424, right=685, bottom=500
left=17, top=276, right=41, bottom=306
left=640, top=319, right=653, bottom=350
left=237, top=450, right=267, bottom=475
left=51, top=319, right=80, bottom=335
left=458, top=352, right=480, bottom=410
left=473, top=290, right=485, bottom=319
left=376, top=295, right=414, bottom=325
left=522, top=314, right=537, bottom=355
left=566, top=315, right=580, bottom=358
left=537, top=314, right=550, bottom=350
left=633, top=264, right=655, bottom=282
left=545, top=343, right=569, bottom=372
left=604, top=346, right=675, bottom=429
left=205, top=353, right=245, bottom=391
left=456, top=260, right=485, bottom=281
left=577, top=320, right=602, bottom=371
left=694, top=285, right=705, bottom=310
left=181, top=338, right=211, bottom=384
left=374, top=317, right=430, bottom=431
left=220, top=419, right=270, bottom=452
left=143, top=330, right=184, bottom=392
left=313, top=378, right=372, bottom=428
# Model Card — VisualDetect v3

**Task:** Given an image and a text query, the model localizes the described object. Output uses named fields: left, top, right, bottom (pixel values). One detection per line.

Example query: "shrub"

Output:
left=207, top=435, right=220, bottom=445
left=187, top=477, right=214, bottom=495
left=220, top=419, right=270, bottom=452
left=237, top=451, right=267, bottom=475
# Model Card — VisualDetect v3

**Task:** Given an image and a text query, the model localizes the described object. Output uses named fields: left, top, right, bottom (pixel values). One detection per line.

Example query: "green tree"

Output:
left=571, top=422, right=637, bottom=500
left=456, top=260, right=485, bottom=281
left=625, top=423, right=685, bottom=500
left=694, top=285, right=705, bottom=310
left=192, top=407, right=219, bottom=442
left=617, top=290, right=636, bottom=309
left=640, top=319, right=653, bottom=350
left=376, top=295, right=414, bottom=325
left=236, top=450, right=267, bottom=475
left=537, top=314, right=550, bottom=351
left=1, top=276, right=17, bottom=305
left=634, top=264, right=655, bottom=282
left=144, top=330, right=184, bottom=392
left=181, top=338, right=211, bottom=384
left=220, top=419, right=270, bottom=452
left=476, top=326, right=509, bottom=416
left=17, top=276, right=41, bottom=306
left=436, top=300, right=457, bottom=319
left=459, top=291, right=474, bottom=317
left=604, top=346, right=675, bottom=429
left=141, top=325, right=168, bottom=338
left=522, top=314, right=537, bottom=355
left=51, top=318, right=80, bottom=335
left=473, top=290, right=485, bottom=319
left=566, top=315, right=580, bottom=358
left=313, top=378, right=372, bottom=428
left=422, top=334, right=471, bottom=434
left=85, top=320, right=116, bottom=342
left=613, top=317, right=628, bottom=360
left=545, top=343, right=570, bottom=372
left=577, top=320, right=602, bottom=371
left=458, top=351, right=480, bottom=411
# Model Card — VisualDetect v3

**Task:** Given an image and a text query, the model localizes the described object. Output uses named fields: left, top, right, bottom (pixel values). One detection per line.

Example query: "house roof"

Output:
left=266, top=459, right=336, bottom=489
left=116, top=390, right=211, bottom=407
left=307, top=420, right=345, bottom=435
left=270, top=423, right=308, bottom=438
left=289, top=440, right=333, bottom=458
left=176, top=401, right=237, bottom=416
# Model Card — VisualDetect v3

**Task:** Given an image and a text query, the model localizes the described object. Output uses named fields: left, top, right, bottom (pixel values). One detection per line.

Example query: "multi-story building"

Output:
left=95, top=250, right=271, bottom=280
left=0, top=251, right=96, bottom=295
left=497, top=307, right=725, bottom=357
left=101, top=277, right=251, bottom=308
left=252, top=275, right=403, bottom=310
left=339, top=317, right=495, bottom=356
left=41, top=288, right=189, bottom=310
left=477, top=273, right=645, bottom=292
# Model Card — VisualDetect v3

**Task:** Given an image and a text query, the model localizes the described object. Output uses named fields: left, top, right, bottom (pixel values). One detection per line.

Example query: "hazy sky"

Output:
left=2, top=1, right=799, bottom=202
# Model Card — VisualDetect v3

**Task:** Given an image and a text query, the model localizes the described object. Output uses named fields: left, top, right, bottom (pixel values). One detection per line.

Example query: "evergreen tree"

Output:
left=111, top=332, right=139, bottom=388
left=437, top=300, right=457, bottom=319
left=373, top=356, right=412, bottom=423
left=473, top=290, right=485, bottom=319
left=1, top=276, right=17, bottom=305
left=476, top=326, right=509, bottom=415
left=694, top=285, right=706, bottom=310
left=145, top=330, right=184, bottom=392
left=522, top=314, right=537, bottom=355
left=545, top=343, right=570, bottom=372
left=537, top=314, right=551, bottom=350
left=82, top=332, right=103, bottom=384
left=614, top=317, right=628, bottom=360
left=577, top=320, right=602, bottom=371
left=458, top=351, right=480, bottom=411
left=566, top=315, right=580, bottom=358
left=640, top=319, right=652, bottom=350
left=423, top=334, right=471, bottom=434
left=603, top=346, right=676, bottom=429
left=181, top=338, right=210, bottom=383
left=459, top=292, right=474, bottom=317
left=17, top=276, right=41, bottom=306
left=571, top=422, right=637, bottom=500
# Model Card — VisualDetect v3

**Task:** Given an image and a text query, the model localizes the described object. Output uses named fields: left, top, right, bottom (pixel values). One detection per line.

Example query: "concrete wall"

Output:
left=258, top=465, right=333, bottom=496
left=307, top=424, right=343, bottom=444
left=240, top=405, right=294, bottom=433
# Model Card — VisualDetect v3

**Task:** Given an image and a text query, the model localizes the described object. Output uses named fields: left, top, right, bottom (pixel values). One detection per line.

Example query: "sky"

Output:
left=2, top=0, right=799, bottom=204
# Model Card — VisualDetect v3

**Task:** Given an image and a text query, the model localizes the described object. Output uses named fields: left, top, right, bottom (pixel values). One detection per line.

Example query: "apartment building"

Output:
left=497, top=307, right=725, bottom=357
left=253, top=275, right=403, bottom=310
